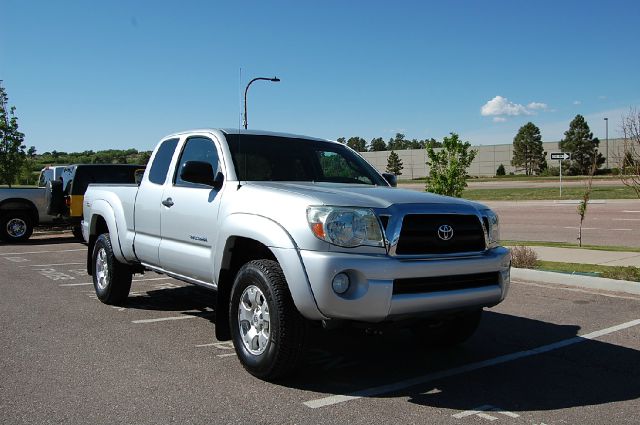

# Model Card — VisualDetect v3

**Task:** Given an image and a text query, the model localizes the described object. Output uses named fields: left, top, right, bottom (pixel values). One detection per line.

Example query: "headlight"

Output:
left=481, top=209, right=500, bottom=248
left=307, top=206, right=384, bottom=248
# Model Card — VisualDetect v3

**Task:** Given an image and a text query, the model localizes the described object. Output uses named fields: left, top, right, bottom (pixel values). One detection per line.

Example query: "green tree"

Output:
left=388, top=133, right=409, bottom=150
left=346, top=136, right=367, bottom=152
left=0, top=82, right=27, bottom=187
left=369, top=137, right=387, bottom=151
left=511, top=122, right=546, bottom=175
left=386, top=150, right=403, bottom=175
left=559, top=114, right=605, bottom=175
left=425, top=133, right=477, bottom=197
left=496, top=164, right=506, bottom=176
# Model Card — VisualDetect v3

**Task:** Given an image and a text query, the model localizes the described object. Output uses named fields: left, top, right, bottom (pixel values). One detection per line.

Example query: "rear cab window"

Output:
left=148, top=138, right=179, bottom=185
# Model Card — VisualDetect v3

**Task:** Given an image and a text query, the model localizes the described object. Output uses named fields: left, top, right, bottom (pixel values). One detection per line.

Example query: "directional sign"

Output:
left=551, top=152, right=571, bottom=160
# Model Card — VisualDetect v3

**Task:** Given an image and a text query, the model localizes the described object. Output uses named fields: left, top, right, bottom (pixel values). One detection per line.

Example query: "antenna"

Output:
left=237, top=68, right=244, bottom=190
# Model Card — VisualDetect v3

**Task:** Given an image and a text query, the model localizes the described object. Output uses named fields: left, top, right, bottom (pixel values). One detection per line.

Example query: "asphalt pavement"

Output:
left=1, top=237, right=639, bottom=424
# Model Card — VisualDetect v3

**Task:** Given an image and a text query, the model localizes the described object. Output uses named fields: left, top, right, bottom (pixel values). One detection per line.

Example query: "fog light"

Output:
left=332, top=273, right=350, bottom=294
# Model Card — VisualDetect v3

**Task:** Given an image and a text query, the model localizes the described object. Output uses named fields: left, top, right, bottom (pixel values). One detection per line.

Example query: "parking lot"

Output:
left=1, top=236, right=639, bottom=424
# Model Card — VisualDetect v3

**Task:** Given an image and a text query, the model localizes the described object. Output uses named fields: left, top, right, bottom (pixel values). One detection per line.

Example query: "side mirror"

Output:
left=212, top=171, right=224, bottom=190
left=382, top=173, right=397, bottom=187
left=180, top=161, right=215, bottom=186
left=134, top=169, right=145, bottom=185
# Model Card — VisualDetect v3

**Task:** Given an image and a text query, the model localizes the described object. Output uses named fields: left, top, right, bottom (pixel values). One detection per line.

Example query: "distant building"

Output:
left=360, top=138, right=626, bottom=178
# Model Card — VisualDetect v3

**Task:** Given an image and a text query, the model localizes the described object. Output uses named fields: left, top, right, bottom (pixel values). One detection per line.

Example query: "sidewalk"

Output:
left=527, top=246, right=640, bottom=267
left=510, top=245, right=640, bottom=296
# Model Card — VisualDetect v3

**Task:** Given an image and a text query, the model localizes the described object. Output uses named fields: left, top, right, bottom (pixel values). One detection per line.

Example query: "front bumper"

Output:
left=300, top=247, right=511, bottom=322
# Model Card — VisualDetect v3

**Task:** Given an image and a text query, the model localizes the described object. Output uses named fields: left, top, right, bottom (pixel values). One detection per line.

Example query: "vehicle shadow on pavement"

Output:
left=124, top=285, right=217, bottom=321
left=0, top=236, right=81, bottom=246
left=284, top=311, right=640, bottom=412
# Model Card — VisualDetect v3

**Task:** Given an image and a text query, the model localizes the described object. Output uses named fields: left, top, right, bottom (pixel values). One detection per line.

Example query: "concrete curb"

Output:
left=511, top=267, right=640, bottom=296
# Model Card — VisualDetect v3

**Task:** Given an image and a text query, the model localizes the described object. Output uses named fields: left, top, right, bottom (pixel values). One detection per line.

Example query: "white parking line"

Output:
left=132, top=309, right=213, bottom=324
left=0, top=248, right=85, bottom=256
left=302, top=318, right=640, bottom=409
left=622, top=210, right=640, bottom=213
left=563, top=226, right=598, bottom=230
left=613, top=218, right=640, bottom=221
left=132, top=316, right=201, bottom=324
left=611, top=228, right=633, bottom=231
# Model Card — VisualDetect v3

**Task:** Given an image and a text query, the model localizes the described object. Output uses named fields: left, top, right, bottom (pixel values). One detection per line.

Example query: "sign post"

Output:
left=550, top=152, right=571, bottom=198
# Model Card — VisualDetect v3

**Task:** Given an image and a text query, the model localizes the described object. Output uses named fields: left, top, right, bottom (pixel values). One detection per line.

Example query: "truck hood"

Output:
left=243, top=182, right=486, bottom=210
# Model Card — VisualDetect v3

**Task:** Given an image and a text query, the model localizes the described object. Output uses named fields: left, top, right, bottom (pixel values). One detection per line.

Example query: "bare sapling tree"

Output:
left=620, top=108, right=640, bottom=198
left=577, top=159, right=598, bottom=247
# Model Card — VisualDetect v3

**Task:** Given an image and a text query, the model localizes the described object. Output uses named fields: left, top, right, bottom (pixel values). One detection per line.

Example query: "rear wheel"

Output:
left=92, top=233, right=132, bottom=305
left=410, top=309, right=483, bottom=347
left=0, top=213, right=34, bottom=242
left=229, top=260, right=306, bottom=381
left=72, top=225, right=83, bottom=241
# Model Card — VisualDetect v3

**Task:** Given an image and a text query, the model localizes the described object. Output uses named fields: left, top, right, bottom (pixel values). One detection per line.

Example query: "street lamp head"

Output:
left=604, top=117, right=608, bottom=121
left=271, top=77, right=280, bottom=82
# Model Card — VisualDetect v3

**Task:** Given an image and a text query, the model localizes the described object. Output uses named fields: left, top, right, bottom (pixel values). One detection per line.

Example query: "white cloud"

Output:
left=493, top=117, right=507, bottom=122
left=481, top=96, right=530, bottom=117
left=527, top=102, right=548, bottom=110
left=573, top=100, right=581, bottom=105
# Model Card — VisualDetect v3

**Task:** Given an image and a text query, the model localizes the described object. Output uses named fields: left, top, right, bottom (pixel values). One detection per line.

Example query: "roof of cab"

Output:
left=163, top=128, right=333, bottom=144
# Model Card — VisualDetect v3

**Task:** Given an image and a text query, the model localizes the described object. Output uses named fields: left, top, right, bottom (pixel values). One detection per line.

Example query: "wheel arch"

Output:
left=0, top=198, right=39, bottom=225
left=212, top=214, right=324, bottom=341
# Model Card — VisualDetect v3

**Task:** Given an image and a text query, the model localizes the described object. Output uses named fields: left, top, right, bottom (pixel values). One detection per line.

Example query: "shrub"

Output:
left=510, top=245, right=538, bottom=269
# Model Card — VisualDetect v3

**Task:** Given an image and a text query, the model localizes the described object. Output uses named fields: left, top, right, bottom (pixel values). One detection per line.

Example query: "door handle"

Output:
left=162, top=198, right=174, bottom=207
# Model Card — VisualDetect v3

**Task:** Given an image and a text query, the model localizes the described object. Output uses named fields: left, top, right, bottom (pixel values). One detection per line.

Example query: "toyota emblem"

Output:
left=437, top=224, right=454, bottom=241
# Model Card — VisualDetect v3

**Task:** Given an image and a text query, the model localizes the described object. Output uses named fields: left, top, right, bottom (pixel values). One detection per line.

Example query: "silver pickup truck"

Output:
left=0, top=166, right=67, bottom=241
left=82, top=129, right=511, bottom=380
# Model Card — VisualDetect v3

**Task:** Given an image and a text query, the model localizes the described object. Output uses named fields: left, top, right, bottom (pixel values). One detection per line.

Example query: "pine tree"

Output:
left=0, top=82, right=27, bottom=187
left=559, top=115, right=605, bottom=175
left=369, top=137, right=387, bottom=151
left=511, top=122, right=545, bottom=175
left=386, top=150, right=403, bottom=175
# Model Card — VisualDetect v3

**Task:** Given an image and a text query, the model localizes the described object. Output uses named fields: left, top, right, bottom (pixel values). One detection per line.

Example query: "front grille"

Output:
left=393, top=272, right=499, bottom=295
left=395, top=214, right=485, bottom=255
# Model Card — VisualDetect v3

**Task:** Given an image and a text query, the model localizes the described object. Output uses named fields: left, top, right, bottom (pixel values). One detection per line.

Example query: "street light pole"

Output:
left=243, top=76, right=280, bottom=129
left=604, top=117, right=609, bottom=169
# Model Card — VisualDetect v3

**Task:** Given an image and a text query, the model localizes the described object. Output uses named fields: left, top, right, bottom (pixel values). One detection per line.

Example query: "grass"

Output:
left=461, top=185, right=638, bottom=201
left=397, top=175, right=623, bottom=184
left=536, top=260, right=640, bottom=282
left=502, top=240, right=640, bottom=253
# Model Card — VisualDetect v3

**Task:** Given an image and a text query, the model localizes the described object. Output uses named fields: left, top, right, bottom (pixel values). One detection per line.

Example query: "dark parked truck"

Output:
left=82, top=129, right=511, bottom=380
left=0, top=164, right=144, bottom=242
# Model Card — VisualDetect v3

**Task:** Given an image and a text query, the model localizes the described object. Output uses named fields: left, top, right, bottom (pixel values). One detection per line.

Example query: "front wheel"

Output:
left=0, top=213, right=33, bottom=242
left=92, top=233, right=132, bottom=305
left=229, top=260, right=306, bottom=381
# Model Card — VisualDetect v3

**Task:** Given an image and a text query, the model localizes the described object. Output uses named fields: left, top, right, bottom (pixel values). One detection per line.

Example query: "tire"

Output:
left=0, top=213, right=34, bottom=242
left=72, top=225, right=83, bottom=241
left=92, top=233, right=132, bottom=305
left=229, top=260, right=306, bottom=381
left=410, top=309, right=483, bottom=348
left=45, top=179, right=64, bottom=215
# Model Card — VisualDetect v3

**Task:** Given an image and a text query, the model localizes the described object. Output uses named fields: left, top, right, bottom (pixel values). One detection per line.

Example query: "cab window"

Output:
left=174, top=137, right=220, bottom=186
left=148, top=138, right=179, bottom=185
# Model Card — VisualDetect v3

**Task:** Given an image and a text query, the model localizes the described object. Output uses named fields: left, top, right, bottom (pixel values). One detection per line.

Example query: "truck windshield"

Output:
left=225, top=134, right=387, bottom=186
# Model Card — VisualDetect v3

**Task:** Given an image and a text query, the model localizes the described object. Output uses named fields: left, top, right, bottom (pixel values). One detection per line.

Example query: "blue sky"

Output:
left=2, top=0, right=639, bottom=153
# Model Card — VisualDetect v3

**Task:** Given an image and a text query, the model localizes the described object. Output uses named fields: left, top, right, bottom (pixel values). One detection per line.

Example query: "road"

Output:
left=485, top=199, right=640, bottom=247
left=1, top=237, right=639, bottom=424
